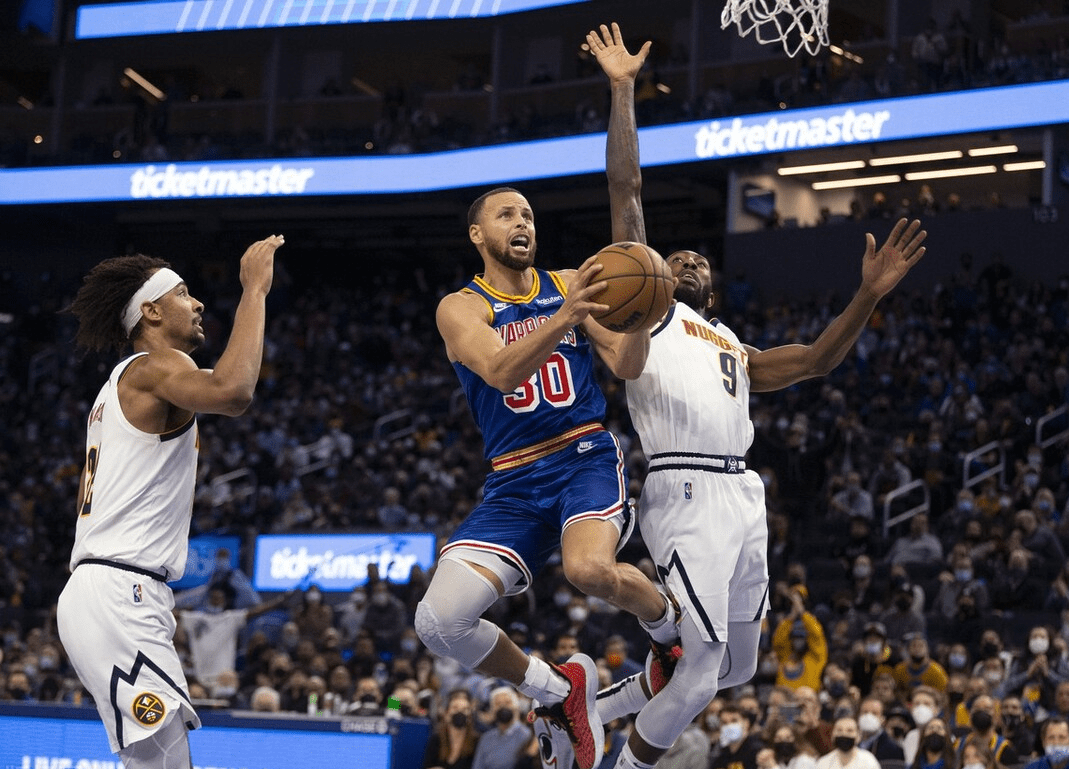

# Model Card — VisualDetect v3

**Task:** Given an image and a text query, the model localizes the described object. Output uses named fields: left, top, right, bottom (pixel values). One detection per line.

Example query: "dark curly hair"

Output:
left=68, top=254, right=171, bottom=353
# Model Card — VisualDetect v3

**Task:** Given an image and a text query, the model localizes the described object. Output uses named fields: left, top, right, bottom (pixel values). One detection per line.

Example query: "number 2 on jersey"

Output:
left=79, top=445, right=99, bottom=517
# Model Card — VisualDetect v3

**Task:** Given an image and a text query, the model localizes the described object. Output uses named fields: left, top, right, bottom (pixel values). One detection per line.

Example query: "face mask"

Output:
left=923, top=734, right=946, bottom=753
left=963, top=763, right=984, bottom=769
left=1046, top=746, right=1069, bottom=763
left=743, top=711, right=761, bottom=727
left=895, top=595, right=913, bottom=611
left=958, top=499, right=974, bottom=512
left=980, top=641, right=999, bottom=658
left=8, top=688, right=27, bottom=699
left=955, top=569, right=973, bottom=582
left=889, top=726, right=907, bottom=740
left=865, top=642, right=884, bottom=657
left=400, top=638, right=419, bottom=655
left=949, top=653, right=967, bottom=669
left=706, top=714, right=721, bottom=731
left=1031, top=637, right=1050, bottom=655
left=1002, top=715, right=1020, bottom=730
left=853, top=564, right=872, bottom=579
left=307, top=591, right=322, bottom=604
left=948, top=691, right=965, bottom=705
left=360, top=694, right=378, bottom=705
left=912, top=704, right=935, bottom=727
left=834, top=736, right=856, bottom=753
left=984, top=671, right=1003, bottom=685
left=971, top=711, right=993, bottom=731
left=39, top=655, right=57, bottom=671
left=1028, top=453, right=1042, bottom=467
left=774, top=741, right=797, bottom=760
left=825, top=681, right=846, bottom=698
left=1024, top=473, right=1039, bottom=490
left=910, top=653, right=927, bottom=664
left=495, top=707, right=514, bottom=725
left=719, top=722, right=745, bottom=746
left=372, top=593, right=389, bottom=607
left=858, top=713, right=882, bottom=735
left=568, top=607, right=589, bottom=623
left=554, top=591, right=572, bottom=608
left=449, top=712, right=469, bottom=729
left=214, top=685, right=237, bottom=698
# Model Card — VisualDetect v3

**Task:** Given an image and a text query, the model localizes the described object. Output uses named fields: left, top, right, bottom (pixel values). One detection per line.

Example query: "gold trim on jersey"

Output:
left=472, top=271, right=541, bottom=303
left=460, top=287, right=495, bottom=323
left=548, top=271, right=569, bottom=296
left=491, top=421, right=604, bottom=472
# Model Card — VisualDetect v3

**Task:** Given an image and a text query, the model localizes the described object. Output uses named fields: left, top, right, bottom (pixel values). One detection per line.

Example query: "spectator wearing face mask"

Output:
left=857, top=695, right=905, bottom=762
left=884, top=706, right=916, bottom=750
left=999, top=695, right=1036, bottom=759
left=909, top=716, right=955, bottom=769
left=294, top=585, right=334, bottom=639
left=424, top=688, right=479, bottom=769
left=816, top=716, right=879, bottom=769
left=902, top=686, right=944, bottom=764
left=933, top=551, right=990, bottom=622
left=895, top=635, right=949, bottom=696
left=879, top=579, right=927, bottom=645
left=363, top=580, right=409, bottom=655
left=850, top=622, right=899, bottom=697
left=773, top=586, right=829, bottom=693
left=712, top=703, right=765, bottom=769
left=1026, top=717, right=1069, bottom=769
left=769, top=722, right=818, bottom=769
left=470, top=687, right=532, bottom=769
left=999, top=626, right=1069, bottom=711
left=955, top=694, right=1017, bottom=767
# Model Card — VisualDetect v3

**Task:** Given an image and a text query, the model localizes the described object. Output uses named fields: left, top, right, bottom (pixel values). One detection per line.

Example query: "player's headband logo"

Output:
left=132, top=692, right=166, bottom=726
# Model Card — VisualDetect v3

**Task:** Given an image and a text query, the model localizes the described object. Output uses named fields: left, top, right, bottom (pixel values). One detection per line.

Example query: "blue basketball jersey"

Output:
left=452, top=268, right=607, bottom=462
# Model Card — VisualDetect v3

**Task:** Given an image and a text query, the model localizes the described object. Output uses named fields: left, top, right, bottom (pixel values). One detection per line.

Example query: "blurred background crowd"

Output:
left=0, top=222, right=1066, bottom=768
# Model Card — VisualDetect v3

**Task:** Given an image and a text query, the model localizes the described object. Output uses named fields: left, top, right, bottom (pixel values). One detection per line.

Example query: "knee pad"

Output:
left=414, top=559, right=501, bottom=669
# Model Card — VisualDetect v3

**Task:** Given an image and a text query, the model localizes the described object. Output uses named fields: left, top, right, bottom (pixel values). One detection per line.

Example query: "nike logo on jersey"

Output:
left=577, top=441, right=595, bottom=454
left=493, top=302, right=509, bottom=311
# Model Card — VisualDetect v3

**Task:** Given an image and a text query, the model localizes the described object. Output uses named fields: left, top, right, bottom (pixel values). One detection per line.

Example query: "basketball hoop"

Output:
left=721, top=0, right=829, bottom=58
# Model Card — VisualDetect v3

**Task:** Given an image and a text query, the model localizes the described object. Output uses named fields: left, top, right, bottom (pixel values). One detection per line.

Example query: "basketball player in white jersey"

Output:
left=566, top=24, right=928, bottom=769
left=58, top=234, right=283, bottom=768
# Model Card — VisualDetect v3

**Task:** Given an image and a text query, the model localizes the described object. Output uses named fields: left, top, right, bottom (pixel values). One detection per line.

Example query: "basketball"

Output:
left=589, top=241, right=674, bottom=334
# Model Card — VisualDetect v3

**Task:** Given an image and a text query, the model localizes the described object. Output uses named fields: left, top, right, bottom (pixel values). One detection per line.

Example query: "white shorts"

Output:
left=638, top=464, right=769, bottom=643
left=57, top=563, right=200, bottom=753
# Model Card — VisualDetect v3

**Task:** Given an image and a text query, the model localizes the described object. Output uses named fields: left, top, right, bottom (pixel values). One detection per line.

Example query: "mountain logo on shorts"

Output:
left=132, top=692, right=165, bottom=725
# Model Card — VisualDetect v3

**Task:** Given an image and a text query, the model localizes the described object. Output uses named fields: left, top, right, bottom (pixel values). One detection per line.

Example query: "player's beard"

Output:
left=487, top=240, right=536, bottom=271
left=673, top=280, right=711, bottom=313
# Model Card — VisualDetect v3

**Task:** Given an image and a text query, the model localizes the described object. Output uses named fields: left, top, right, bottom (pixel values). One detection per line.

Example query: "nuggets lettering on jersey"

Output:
left=453, top=269, right=607, bottom=462
left=132, top=692, right=166, bottom=726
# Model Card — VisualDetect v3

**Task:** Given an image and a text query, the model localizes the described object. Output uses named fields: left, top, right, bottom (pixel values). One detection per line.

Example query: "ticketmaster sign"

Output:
left=253, top=533, right=436, bottom=591
left=3, top=80, right=1068, bottom=204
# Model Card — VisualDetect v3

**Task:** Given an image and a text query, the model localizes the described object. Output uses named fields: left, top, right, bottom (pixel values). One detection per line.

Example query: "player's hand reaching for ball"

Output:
left=558, top=255, right=610, bottom=326
left=239, top=234, right=284, bottom=297
left=861, top=217, right=926, bottom=298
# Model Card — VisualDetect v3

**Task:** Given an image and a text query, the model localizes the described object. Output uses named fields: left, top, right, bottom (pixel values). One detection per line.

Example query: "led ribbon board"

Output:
left=3, top=80, right=1067, bottom=205
left=75, top=0, right=588, bottom=38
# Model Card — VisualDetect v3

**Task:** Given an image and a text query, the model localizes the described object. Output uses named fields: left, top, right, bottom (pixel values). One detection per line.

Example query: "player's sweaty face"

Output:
left=481, top=193, right=536, bottom=270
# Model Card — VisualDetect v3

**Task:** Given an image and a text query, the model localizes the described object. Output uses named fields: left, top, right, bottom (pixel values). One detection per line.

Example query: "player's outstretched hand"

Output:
left=861, top=217, right=926, bottom=298
left=239, top=234, right=284, bottom=297
left=558, top=255, right=610, bottom=326
left=586, top=22, right=651, bottom=86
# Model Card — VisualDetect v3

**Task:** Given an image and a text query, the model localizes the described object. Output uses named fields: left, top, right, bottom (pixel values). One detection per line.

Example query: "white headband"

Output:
left=122, top=267, right=184, bottom=336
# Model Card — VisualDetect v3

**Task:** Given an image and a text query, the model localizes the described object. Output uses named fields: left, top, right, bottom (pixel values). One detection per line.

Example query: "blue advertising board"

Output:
left=252, top=532, right=436, bottom=591
left=3, top=80, right=1066, bottom=205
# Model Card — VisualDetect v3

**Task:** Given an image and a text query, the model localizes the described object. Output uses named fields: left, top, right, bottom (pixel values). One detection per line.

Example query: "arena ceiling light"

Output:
left=869, top=150, right=963, bottom=166
left=778, top=160, right=866, bottom=175
left=1004, top=160, right=1046, bottom=171
left=904, top=165, right=997, bottom=180
left=968, top=144, right=1019, bottom=157
left=812, top=174, right=901, bottom=190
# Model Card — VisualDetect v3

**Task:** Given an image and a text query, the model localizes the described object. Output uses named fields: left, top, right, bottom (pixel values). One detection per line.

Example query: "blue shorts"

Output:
left=442, top=429, right=629, bottom=595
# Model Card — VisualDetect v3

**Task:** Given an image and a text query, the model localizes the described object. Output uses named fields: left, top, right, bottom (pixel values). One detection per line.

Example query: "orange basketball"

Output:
left=589, top=241, right=674, bottom=333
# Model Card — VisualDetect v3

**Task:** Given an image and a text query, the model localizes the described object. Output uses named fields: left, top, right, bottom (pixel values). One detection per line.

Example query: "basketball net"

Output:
left=721, top=0, right=829, bottom=58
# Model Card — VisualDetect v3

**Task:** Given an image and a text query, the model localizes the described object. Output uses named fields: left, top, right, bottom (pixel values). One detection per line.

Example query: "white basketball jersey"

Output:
left=626, top=302, right=754, bottom=457
left=70, top=353, right=199, bottom=579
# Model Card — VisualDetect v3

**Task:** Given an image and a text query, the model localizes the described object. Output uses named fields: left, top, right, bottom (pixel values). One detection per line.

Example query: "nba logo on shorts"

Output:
left=132, top=584, right=142, bottom=604
left=684, top=482, right=692, bottom=500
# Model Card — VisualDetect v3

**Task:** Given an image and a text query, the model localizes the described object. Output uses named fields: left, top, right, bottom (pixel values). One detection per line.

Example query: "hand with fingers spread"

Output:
left=861, top=217, right=927, bottom=298
left=586, top=22, right=651, bottom=85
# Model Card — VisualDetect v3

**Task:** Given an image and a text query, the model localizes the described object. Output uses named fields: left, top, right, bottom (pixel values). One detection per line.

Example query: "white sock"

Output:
left=517, top=656, right=570, bottom=705
left=614, top=742, right=655, bottom=769
left=597, top=673, right=649, bottom=724
left=639, top=595, right=679, bottom=645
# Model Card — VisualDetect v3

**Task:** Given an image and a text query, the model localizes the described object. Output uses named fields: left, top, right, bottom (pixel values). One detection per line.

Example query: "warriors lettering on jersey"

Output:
left=680, top=318, right=749, bottom=367
left=498, top=315, right=577, bottom=348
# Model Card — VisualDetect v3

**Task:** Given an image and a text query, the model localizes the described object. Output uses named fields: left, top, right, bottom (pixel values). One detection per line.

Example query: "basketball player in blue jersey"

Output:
left=415, top=187, right=683, bottom=769
left=555, top=23, right=928, bottom=769
left=58, top=235, right=282, bottom=768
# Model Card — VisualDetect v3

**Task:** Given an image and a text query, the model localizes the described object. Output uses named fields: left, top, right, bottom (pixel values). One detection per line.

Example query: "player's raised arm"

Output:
left=437, top=258, right=612, bottom=393
left=588, top=22, right=651, bottom=245
left=747, top=218, right=927, bottom=392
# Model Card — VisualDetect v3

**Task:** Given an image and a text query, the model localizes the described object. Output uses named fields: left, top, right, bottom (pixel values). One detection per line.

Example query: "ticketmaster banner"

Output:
left=253, top=532, right=436, bottom=591
left=3, top=80, right=1068, bottom=205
